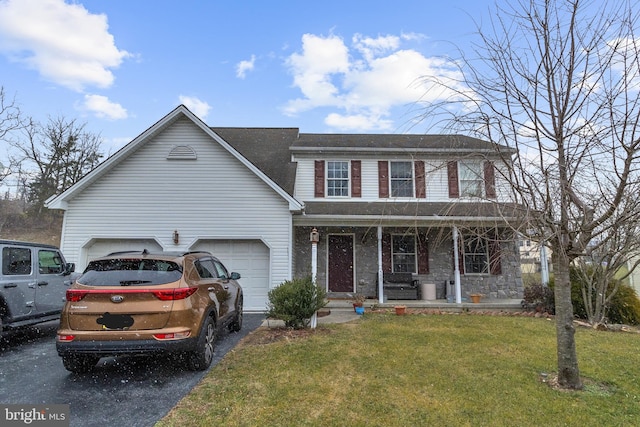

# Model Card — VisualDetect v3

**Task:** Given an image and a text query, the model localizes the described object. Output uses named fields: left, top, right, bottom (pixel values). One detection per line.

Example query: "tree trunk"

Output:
left=553, top=252, right=583, bottom=389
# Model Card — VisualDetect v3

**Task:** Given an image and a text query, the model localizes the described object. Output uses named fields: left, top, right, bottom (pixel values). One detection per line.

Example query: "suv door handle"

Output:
left=3, top=283, right=17, bottom=288
left=37, top=281, right=49, bottom=286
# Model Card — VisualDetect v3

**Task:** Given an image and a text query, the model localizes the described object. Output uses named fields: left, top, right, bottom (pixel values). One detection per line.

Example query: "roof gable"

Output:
left=45, top=105, right=303, bottom=211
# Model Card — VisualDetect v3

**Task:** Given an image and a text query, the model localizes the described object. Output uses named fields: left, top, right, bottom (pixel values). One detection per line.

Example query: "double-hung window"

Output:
left=390, top=161, right=413, bottom=197
left=463, top=236, right=489, bottom=274
left=327, top=161, right=350, bottom=197
left=392, top=234, right=416, bottom=273
left=459, top=161, right=483, bottom=197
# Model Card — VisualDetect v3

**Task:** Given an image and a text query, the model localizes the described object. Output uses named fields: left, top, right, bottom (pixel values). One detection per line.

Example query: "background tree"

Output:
left=572, top=197, right=640, bottom=326
left=0, top=86, right=24, bottom=188
left=11, top=116, right=104, bottom=213
left=420, top=0, right=640, bottom=389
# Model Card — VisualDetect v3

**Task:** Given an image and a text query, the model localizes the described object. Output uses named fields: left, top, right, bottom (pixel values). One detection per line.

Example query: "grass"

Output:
left=157, top=313, right=640, bottom=427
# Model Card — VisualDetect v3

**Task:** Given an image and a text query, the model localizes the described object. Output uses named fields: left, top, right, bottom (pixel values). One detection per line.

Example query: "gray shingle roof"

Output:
left=302, top=201, right=524, bottom=219
left=211, top=128, right=513, bottom=205
left=212, top=127, right=299, bottom=195
left=292, top=133, right=510, bottom=153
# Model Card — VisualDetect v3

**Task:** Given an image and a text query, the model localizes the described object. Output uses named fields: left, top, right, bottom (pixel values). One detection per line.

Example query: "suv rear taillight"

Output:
left=66, top=289, right=89, bottom=302
left=152, top=287, right=198, bottom=301
left=65, top=287, right=197, bottom=301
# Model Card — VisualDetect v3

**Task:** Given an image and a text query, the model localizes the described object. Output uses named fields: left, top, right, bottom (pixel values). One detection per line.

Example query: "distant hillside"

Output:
left=0, top=200, right=63, bottom=246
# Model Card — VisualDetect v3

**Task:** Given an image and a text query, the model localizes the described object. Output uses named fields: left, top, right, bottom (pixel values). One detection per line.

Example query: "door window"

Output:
left=38, top=250, right=64, bottom=274
left=2, top=247, right=32, bottom=275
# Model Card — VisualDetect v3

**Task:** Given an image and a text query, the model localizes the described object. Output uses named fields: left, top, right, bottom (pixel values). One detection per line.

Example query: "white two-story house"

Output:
left=47, top=105, right=524, bottom=311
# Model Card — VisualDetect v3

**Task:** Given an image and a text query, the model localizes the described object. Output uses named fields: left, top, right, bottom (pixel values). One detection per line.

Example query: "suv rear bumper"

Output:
left=56, top=337, right=198, bottom=357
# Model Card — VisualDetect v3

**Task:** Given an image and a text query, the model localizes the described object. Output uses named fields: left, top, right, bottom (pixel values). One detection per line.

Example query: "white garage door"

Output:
left=191, top=239, right=270, bottom=312
left=85, top=239, right=163, bottom=266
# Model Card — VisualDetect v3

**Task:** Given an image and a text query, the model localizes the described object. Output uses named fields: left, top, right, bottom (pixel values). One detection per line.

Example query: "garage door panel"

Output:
left=86, top=239, right=163, bottom=264
left=191, top=240, right=269, bottom=312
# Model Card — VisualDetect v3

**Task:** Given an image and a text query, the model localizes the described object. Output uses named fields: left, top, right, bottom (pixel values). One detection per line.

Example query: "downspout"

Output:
left=453, top=226, right=462, bottom=304
left=378, top=226, right=384, bottom=304
left=540, top=243, right=549, bottom=286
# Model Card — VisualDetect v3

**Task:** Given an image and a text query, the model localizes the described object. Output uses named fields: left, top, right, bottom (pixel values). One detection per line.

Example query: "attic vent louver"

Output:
left=167, top=145, right=197, bottom=160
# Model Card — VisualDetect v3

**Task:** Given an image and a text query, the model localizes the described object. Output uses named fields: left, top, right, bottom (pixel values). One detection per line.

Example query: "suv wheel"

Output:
left=186, top=316, right=216, bottom=371
left=62, top=355, right=100, bottom=373
left=229, top=297, right=243, bottom=332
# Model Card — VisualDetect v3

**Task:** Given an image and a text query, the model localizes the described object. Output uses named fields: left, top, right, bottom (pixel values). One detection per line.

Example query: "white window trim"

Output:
left=391, top=234, right=417, bottom=273
left=462, top=235, right=490, bottom=275
left=389, top=161, right=415, bottom=198
left=326, top=160, right=351, bottom=198
left=458, top=161, right=484, bottom=198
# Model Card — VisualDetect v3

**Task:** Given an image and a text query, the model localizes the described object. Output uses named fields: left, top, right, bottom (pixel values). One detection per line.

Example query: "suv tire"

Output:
left=186, top=316, right=216, bottom=371
left=229, top=296, right=243, bottom=332
left=62, top=355, right=100, bottom=373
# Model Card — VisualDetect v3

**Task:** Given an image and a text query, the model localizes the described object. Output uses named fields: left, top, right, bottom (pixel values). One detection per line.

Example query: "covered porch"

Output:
left=293, top=219, right=524, bottom=304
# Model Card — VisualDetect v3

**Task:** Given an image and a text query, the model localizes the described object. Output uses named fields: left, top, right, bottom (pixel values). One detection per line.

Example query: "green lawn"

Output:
left=157, top=313, right=640, bottom=427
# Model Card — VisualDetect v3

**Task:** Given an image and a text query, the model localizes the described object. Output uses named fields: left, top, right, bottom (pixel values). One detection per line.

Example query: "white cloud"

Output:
left=325, top=112, right=393, bottom=132
left=80, top=94, right=127, bottom=120
left=236, top=55, right=256, bottom=79
left=284, top=32, right=469, bottom=132
left=0, top=0, right=129, bottom=91
left=179, top=95, right=211, bottom=119
left=284, top=33, right=350, bottom=110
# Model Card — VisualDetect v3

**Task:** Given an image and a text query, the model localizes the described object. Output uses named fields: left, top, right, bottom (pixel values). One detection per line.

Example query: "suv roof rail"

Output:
left=105, top=249, right=148, bottom=256
left=181, top=250, right=213, bottom=256
left=103, top=249, right=213, bottom=257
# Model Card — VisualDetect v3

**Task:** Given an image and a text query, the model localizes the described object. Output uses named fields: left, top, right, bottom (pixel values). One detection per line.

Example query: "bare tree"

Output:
left=0, top=86, right=24, bottom=187
left=420, top=0, right=640, bottom=389
left=11, top=116, right=104, bottom=213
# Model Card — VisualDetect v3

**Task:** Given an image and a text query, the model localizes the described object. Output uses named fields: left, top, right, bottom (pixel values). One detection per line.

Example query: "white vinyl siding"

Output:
left=293, top=158, right=509, bottom=203
left=58, top=117, right=293, bottom=307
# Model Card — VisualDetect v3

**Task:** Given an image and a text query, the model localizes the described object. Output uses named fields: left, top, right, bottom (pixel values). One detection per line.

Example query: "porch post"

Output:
left=310, top=228, right=320, bottom=329
left=377, top=226, right=384, bottom=304
left=453, top=226, right=462, bottom=304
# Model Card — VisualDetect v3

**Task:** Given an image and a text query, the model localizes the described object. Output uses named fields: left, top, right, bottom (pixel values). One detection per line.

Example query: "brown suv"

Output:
left=56, top=250, right=243, bottom=373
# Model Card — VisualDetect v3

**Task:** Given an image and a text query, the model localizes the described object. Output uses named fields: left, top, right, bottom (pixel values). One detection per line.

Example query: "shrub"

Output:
left=570, top=266, right=640, bottom=325
left=521, top=283, right=555, bottom=314
left=607, top=283, right=640, bottom=325
left=266, top=276, right=327, bottom=329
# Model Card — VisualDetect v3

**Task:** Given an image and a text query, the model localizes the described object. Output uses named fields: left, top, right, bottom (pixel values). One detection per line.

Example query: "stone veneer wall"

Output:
left=293, top=226, right=524, bottom=300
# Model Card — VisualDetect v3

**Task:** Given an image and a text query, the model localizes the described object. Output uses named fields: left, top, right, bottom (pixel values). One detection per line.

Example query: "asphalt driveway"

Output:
left=0, top=313, right=264, bottom=427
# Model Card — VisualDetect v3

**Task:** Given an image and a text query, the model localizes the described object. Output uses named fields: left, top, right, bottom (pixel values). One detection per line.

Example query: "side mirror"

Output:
left=64, top=263, right=76, bottom=275
left=230, top=272, right=241, bottom=280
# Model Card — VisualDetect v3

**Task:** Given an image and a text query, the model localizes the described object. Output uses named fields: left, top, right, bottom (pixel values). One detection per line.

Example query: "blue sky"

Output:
left=0, top=0, right=494, bottom=154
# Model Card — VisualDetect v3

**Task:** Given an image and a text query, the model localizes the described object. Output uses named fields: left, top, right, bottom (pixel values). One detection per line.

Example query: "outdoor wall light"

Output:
left=172, top=230, right=179, bottom=245
left=310, top=227, right=320, bottom=243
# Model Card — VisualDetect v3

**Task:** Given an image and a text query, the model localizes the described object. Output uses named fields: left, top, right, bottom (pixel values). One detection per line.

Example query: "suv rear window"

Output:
left=79, top=259, right=182, bottom=286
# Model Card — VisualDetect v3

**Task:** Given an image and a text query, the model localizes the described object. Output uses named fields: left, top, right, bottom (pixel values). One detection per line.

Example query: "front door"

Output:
left=328, top=234, right=354, bottom=292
